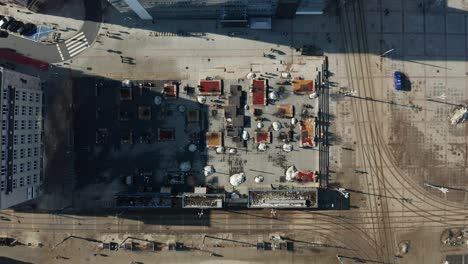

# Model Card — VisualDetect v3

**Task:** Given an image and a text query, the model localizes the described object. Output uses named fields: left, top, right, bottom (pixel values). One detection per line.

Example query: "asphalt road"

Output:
left=0, top=0, right=101, bottom=63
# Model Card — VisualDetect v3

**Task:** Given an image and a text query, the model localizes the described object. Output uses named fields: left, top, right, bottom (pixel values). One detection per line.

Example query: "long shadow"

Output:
left=18, top=0, right=468, bottom=63
left=224, top=209, right=289, bottom=222
left=346, top=94, right=423, bottom=111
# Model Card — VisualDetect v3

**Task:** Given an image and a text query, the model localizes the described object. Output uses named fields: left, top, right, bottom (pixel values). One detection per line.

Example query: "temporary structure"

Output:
left=272, top=122, right=282, bottom=131
left=230, top=173, right=246, bottom=187
left=204, top=165, right=215, bottom=177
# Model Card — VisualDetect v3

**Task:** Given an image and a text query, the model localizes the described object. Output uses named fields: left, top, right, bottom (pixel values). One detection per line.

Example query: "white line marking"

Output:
left=69, top=45, right=89, bottom=57
left=56, top=44, right=64, bottom=60
left=66, top=36, right=87, bottom=49
left=67, top=41, right=88, bottom=54
left=65, top=32, right=84, bottom=44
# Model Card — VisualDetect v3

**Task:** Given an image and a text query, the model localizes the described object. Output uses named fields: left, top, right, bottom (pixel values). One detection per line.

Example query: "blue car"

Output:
left=394, top=71, right=402, bottom=90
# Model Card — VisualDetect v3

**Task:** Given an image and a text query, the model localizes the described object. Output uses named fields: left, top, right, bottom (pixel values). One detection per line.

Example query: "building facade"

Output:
left=0, top=67, right=44, bottom=209
left=107, top=0, right=328, bottom=20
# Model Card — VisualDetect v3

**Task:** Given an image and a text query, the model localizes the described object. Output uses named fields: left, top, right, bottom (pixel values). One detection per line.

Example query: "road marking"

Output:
left=68, top=39, right=88, bottom=54
left=65, top=32, right=84, bottom=44
left=68, top=45, right=89, bottom=57
left=66, top=36, right=86, bottom=50
left=56, top=44, right=64, bottom=61
left=64, top=32, right=89, bottom=58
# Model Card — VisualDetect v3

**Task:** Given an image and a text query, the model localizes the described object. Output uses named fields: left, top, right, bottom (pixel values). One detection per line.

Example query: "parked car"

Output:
left=0, top=30, right=8, bottom=38
left=9, top=21, right=23, bottom=32
left=0, top=17, right=12, bottom=29
left=13, top=21, right=24, bottom=33
left=15, top=22, right=26, bottom=34
left=6, top=20, right=19, bottom=31
left=393, top=71, right=402, bottom=90
left=21, top=23, right=36, bottom=36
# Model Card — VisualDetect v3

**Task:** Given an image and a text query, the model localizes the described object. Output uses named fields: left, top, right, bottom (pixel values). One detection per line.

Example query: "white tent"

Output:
left=154, top=96, right=162, bottom=105
left=283, top=144, right=293, bottom=152
left=179, top=161, right=191, bottom=172
left=197, top=95, right=207, bottom=104
left=286, top=166, right=298, bottom=181
left=188, top=144, right=197, bottom=152
left=242, top=130, right=250, bottom=140
left=273, top=122, right=282, bottom=131
left=230, top=173, right=246, bottom=187
left=204, top=165, right=215, bottom=177
left=216, top=146, right=225, bottom=154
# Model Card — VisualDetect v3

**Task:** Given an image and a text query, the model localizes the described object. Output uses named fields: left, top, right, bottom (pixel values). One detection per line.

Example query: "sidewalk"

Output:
left=0, top=0, right=85, bottom=43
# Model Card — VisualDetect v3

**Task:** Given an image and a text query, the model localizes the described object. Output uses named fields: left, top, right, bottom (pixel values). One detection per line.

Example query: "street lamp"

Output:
left=424, top=182, right=449, bottom=194
left=334, top=188, right=349, bottom=199
left=380, top=48, right=394, bottom=57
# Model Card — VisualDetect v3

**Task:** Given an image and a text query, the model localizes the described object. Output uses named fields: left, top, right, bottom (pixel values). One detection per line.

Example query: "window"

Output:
left=2, top=90, right=7, bottom=100
left=26, top=175, right=30, bottom=185
left=12, top=179, right=16, bottom=189
left=34, top=134, right=38, bottom=143
left=19, top=163, right=24, bottom=173
left=2, top=120, right=6, bottom=130
left=33, top=147, right=38, bottom=156
left=19, top=149, right=24, bottom=158
left=13, top=150, right=16, bottom=159
left=13, top=164, right=16, bottom=174
left=13, top=135, right=17, bottom=145
left=21, top=120, right=25, bottom=130
left=14, top=105, right=18, bottom=115
left=28, top=106, right=33, bottom=116
left=27, top=148, right=31, bottom=158
left=33, top=174, right=37, bottom=183
left=26, top=161, right=30, bottom=171
left=0, top=180, right=4, bottom=191
left=1, top=150, right=5, bottom=161
left=28, top=120, right=33, bottom=130
left=34, top=121, right=39, bottom=130
left=1, top=135, right=5, bottom=145
left=35, top=107, right=40, bottom=116
left=2, top=105, right=8, bottom=115
left=27, top=134, right=32, bottom=144
left=20, top=135, right=25, bottom=144
left=19, top=177, right=23, bottom=187
left=13, top=120, right=17, bottom=130
left=35, top=93, right=40, bottom=103
left=21, top=106, right=26, bottom=115
left=21, top=91, right=27, bottom=101
left=14, top=90, right=19, bottom=101
left=33, top=160, right=37, bottom=170
left=29, top=93, right=34, bottom=102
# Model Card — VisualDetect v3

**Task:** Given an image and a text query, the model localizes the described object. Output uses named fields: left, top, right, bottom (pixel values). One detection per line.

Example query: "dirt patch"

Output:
left=388, top=110, right=468, bottom=203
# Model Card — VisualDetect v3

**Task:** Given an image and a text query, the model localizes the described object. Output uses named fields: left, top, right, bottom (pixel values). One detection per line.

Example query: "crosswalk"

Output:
left=56, top=32, right=90, bottom=60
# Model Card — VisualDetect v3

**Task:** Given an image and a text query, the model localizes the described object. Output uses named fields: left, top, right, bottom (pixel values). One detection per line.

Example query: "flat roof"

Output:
left=248, top=189, right=318, bottom=208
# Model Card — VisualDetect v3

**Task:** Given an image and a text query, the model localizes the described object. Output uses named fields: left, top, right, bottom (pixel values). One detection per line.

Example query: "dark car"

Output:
left=6, top=20, right=19, bottom=31
left=393, top=71, right=402, bottom=90
left=0, top=30, right=8, bottom=38
left=21, top=23, right=36, bottom=36
left=10, top=21, right=23, bottom=32
left=14, top=21, right=25, bottom=33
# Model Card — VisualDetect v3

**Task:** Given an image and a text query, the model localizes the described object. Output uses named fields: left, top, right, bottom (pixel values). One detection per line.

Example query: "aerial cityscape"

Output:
left=0, top=0, right=466, bottom=263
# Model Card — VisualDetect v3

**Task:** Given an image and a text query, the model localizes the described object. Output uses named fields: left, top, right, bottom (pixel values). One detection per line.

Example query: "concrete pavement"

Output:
left=0, top=0, right=101, bottom=63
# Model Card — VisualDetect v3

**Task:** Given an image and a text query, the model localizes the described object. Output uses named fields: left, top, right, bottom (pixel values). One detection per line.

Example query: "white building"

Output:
left=0, top=67, right=44, bottom=209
